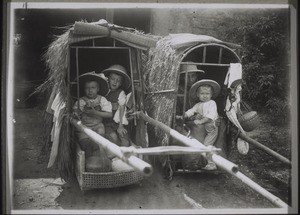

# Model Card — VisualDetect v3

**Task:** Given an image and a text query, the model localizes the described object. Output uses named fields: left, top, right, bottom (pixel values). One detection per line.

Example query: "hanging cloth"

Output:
left=224, top=64, right=249, bottom=155
left=47, top=92, right=66, bottom=168
left=224, top=63, right=243, bottom=88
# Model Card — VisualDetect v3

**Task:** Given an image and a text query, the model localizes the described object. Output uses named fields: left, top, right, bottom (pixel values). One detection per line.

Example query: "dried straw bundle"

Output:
left=35, top=28, right=74, bottom=179
left=56, top=112, right=76, bottom=181
left=38, top=29, right=70, bottom=99
left=144, top=36, right=184, bottom=148
left=37, top=111, right=54, bottom=162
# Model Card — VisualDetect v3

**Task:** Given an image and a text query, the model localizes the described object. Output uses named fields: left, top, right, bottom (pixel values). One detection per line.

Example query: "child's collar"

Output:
left=199, top=100, right=211, bottom=103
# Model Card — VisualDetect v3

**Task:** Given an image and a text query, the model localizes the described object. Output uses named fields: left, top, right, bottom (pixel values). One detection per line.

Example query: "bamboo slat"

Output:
left=120, top=145, right=221, bottom=156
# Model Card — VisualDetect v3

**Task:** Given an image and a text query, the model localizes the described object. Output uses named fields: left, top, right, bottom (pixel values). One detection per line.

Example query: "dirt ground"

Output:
left=11, top=106, right=292, bottom=212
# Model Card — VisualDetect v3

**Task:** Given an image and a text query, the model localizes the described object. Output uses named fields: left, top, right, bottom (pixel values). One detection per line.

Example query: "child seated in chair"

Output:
left=101, top=64, right=131, bottom=147
left=177, top=79, right=221, bottom=170
left=73, top=72, right=112, bottom=162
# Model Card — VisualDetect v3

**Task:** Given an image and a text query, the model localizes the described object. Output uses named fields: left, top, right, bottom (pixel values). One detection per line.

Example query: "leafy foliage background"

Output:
left=215, top=9, right=290, bottom=125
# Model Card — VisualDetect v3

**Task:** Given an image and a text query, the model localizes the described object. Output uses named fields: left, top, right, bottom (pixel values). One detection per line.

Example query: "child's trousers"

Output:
left=202, top=121, right=218, bottom=146
left=189, top=121, right=218, bottom=146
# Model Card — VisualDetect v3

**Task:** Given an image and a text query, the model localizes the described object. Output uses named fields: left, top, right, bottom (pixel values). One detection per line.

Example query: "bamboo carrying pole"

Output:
left=120, top=145, right=221, bottom=156
left=233, top=171, right=288, bottom=208
left=238, top=132, right=291, bottom=167
left=70, top=118, right=153, bottom=176
left=136, top=111, right=238, bottom=173
left=135, top=111, right=288, bottom=208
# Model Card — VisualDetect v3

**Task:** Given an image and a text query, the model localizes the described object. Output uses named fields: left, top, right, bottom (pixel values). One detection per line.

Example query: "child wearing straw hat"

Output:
left=100, top=64, right=131, bottom=147
left=73, top=72, right=113, bottom=159
left=177, top=79, right=221, bottom=170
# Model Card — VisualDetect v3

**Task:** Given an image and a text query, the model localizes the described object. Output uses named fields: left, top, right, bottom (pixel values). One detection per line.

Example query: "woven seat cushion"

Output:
left=86, top=155, right=112, bottom=173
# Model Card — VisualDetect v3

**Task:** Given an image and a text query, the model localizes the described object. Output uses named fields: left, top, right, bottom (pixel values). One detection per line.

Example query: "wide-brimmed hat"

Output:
left=180, top=62, right=205, bottom=74
left=72, top=71, right=109, bottom=97
left=100, top=64, right=131, bottom=90
left=189, top=79, right=221, bottom=100
left=230, top=79, right=242, bottom=89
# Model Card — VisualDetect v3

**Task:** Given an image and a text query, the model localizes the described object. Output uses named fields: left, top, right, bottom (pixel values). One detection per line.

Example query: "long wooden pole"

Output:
left=238, top=132, right=291, bottom=167
left=135, top=111, right=288, bottom=208
left=70, top=118, right=153, bottom=176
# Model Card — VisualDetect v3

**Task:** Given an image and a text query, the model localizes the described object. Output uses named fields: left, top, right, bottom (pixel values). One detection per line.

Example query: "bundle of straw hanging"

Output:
left=143, top=36, right=184, bottom=153
left=56, top=113, right=76, bottom=181
left=36, top=27, right=73, bottom=180
left=38, top=29, right=70, bottom=98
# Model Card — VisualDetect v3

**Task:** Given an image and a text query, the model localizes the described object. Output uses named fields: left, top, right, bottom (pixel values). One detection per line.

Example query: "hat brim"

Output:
left=71, top=73, right=109, bottom=98
left=189, top=79, right=221, bottom=100
left=230, top=79, right=242, bottom=88
left=101, top=69, right=131, bottom=90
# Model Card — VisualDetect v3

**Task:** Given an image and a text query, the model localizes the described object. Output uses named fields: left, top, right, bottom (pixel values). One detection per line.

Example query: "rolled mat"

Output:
left=73, top=22, right=157, bottom=49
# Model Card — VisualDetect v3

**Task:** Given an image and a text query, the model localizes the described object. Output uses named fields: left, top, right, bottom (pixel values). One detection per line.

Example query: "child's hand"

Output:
left=117, top=125, right=127, bottom=137
left=126, top=109, right=134, bottom=121
left=195, top=114, right=203, bottom=120
left=94, top=105, right=101, bottom=111
left=83, top=106, right=93, bottom=112
left=83, top=107, right=97, bottom=116
left=194, top=119, right=202, bottom=125
left=176, top=115, right=183, bottom=120
left=73, top=111, right=81, bottom=119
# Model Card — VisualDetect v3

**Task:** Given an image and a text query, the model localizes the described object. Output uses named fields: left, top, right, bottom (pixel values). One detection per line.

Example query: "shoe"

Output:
left=202, top=162, right=217, bottom=171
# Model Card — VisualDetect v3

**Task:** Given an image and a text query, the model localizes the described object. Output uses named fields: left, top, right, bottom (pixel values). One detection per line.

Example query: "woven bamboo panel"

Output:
left=76, top=143, right=143, bottom=190
left=239, top=111, right=260, bottom=132
left=81, top=170, right=143, bottom=189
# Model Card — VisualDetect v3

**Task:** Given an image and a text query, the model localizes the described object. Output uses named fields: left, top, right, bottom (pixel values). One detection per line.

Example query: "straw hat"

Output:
left=189, top=79, right=221, bottom=100
left=73, top=71, right=109, bottom=97
left=180, top=62, right=205, bottom=73
left=100, top=64, right=131, bottom=90
left=230, top=79, right=242, bottom=89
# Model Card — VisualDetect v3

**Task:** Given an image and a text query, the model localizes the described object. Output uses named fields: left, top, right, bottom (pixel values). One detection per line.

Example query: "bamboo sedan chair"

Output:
left=172, top=41, right=243, bottom=174
left=69, top=24, right=159, bottom=191
left=141, top=34, right=243, bottom=178
left=42, top=20, right=158, bottom=191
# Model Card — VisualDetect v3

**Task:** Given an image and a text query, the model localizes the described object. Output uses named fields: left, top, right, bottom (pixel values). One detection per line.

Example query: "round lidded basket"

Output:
left=238, top=111, right=260, bottom=132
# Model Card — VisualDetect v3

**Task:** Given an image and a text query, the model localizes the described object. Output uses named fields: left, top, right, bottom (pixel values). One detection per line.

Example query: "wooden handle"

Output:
left=238, top=132, right=291, bottom=167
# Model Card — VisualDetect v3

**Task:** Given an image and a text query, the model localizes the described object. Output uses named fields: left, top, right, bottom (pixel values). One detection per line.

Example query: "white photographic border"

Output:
left=3, top=1, right=298, bottom=214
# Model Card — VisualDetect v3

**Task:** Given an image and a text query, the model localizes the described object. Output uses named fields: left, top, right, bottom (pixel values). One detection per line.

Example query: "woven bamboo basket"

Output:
left=238, top=111, right=260, bottom=132
left=75, top=145, right=143, bottom=191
